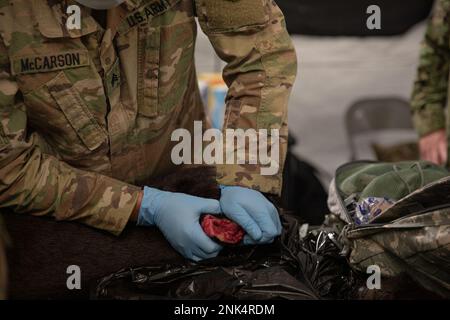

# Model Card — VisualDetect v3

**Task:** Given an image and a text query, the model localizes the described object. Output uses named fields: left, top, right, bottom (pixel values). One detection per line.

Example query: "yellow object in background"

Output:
left=198, top=73, right=228, bottom=129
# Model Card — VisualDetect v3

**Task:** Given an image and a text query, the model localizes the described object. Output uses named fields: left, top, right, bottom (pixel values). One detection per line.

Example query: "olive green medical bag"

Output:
left=327, top=161, right=450, bottom=298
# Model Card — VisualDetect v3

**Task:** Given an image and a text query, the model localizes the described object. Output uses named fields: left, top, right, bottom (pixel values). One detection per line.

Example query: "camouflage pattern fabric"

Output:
left=346, top=207, right=450, bottom=298
left=328, top=162, right=450, bottom=298
left=411, top=0, right=449, bottom=138
left=0, top=0, right=297, bottom=235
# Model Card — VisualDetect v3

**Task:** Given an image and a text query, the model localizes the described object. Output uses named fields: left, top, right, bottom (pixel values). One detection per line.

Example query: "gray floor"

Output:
left=195, top=22, right=426, bottom=179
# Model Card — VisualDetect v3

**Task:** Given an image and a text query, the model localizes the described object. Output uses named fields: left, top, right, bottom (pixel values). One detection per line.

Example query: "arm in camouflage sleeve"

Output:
left=411, top=0, right=450, bottom=137
left=195, top=0, right=297, bottom=195
left=0, top=37, right=141, bottom=236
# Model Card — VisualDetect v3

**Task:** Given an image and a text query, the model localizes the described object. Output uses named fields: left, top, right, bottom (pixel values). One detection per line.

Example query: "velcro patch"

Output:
left=11, top=51, right=90, bottom=75
left=202, top=0, right=268, bottom=31
left=118, top=0, right=180, bottom=33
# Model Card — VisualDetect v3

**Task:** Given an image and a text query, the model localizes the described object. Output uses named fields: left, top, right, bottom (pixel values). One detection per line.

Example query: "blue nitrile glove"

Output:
left=219, top=185, right=282, bottom=245
left=137, top=187, right=223, bottom=261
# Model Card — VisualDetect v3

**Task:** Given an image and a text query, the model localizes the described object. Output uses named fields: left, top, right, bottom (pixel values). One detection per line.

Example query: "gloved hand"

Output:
left=137, top=187, right=223, bottom=261
left=219, top=185, right=282, bottom=245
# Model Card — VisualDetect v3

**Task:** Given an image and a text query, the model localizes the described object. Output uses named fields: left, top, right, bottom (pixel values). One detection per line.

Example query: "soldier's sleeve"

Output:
left=195, top=0, right=297, bottom=195
left=411, top=0, right=450, bottom=137
left=0, top=38, right=141, bottom=236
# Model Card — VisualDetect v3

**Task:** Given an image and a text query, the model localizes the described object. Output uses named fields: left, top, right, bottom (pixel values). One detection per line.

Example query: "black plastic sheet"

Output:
left=93, top=215, right=363, bottom=300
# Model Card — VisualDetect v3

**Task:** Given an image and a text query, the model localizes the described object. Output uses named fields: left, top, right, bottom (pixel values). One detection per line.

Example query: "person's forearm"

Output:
left=0, top=138, right=141, bottom=235
left=195, top=0, right=297, bottom=195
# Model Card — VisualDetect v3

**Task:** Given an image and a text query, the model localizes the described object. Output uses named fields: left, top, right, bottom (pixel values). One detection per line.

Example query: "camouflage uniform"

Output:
left=0, top=0, right=297, bottom=235
left=411, top=0, right=450, bottom=146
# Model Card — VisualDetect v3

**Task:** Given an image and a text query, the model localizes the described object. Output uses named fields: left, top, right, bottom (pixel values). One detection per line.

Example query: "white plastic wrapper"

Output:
left=355, top=197, right=395, bottom=225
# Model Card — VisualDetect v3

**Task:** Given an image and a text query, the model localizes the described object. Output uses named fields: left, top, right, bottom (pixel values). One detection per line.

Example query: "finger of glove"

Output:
left=272, top=207, right=282, bottom=235
left=198, top=198, right=222, bottom=214
left=240, top=202, right=278, bottom=238
left=191, top=247, right=220, bottom=261
left=223, top=203, right=262, bottom=241
left=191, top=223, right=223, bottom=254
left=262, top=200, right=282, bottom=235
left=190, top=254, right=202, bottom=262
left=237, top=190, right=281, bottom=236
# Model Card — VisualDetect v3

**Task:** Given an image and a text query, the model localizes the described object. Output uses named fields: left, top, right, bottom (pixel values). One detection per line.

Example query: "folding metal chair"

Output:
left=345, top=97, right=415, bottom=161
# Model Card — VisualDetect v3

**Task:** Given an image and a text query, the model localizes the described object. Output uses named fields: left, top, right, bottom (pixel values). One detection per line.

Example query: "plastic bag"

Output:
left=354, top=197, right=394, bottom=225
left=93, top=215, right=363, bottom=300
